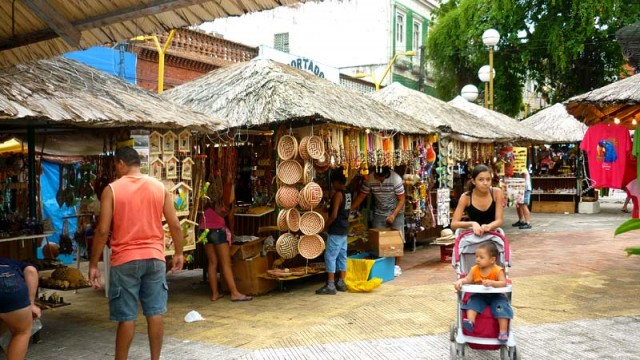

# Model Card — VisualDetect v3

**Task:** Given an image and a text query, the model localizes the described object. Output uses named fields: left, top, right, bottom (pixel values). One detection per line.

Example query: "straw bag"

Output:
left=278, top=135, right=298, bottom=160
left=276, top=233, right=299, bottom=259
left=299, top=136, right=311, bottom=160
left=277, top=160, right=302, bottom=185
left=276, top=186, right=299, bottom=209
left=299, top=211, right=325, bottom=235
left=302, top=182, right=323, bottom=209
left=286, top=208, right=301, bottom=232
left=307, top=135, right=325, bottom=160
left=277, top=209, right=289, bottom=231
left=298, top=234, right=325, bottom=259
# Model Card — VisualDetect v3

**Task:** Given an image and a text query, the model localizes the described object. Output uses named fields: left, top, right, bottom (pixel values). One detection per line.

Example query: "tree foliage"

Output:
left=426, top=0, right=640, bottom=117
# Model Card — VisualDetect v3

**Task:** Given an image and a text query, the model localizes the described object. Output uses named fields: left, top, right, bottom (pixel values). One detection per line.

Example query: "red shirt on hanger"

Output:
left=580, top=123, right=632, bottom=189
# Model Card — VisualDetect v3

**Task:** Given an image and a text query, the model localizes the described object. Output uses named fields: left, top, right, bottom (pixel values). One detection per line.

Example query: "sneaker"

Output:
left=335, top=282, right=347, bottom=292
left=394, top=265, right=402, bottom=277
left=519, top=223, right=532, bottom=229
left=511, top=220, right=524, bottom=227
left=315, top=285, right=337, bottom=295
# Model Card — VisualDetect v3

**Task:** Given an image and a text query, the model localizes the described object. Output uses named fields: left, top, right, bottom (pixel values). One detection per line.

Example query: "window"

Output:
left=274, top=33, right=289, bottom=53
left=396, top=12, right=405, bottom=51
left=413, top=21, right=422, bottom=51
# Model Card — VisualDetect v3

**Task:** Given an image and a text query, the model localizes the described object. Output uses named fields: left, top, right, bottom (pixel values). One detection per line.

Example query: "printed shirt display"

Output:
left=580, top=123, right=632, bottom=189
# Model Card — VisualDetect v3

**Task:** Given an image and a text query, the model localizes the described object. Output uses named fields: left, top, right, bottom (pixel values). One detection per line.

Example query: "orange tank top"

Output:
left=109, top=175, right=166, bottom=266
left=469, top=264, right=503, bottom=284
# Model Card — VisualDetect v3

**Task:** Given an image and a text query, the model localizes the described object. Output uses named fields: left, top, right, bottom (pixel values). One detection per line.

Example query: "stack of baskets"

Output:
left=275, top=133, right=327, bottom=260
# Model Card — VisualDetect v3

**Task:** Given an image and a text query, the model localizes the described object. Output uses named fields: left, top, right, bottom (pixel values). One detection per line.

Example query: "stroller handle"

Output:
left=453, top=229, right=511, bottom=264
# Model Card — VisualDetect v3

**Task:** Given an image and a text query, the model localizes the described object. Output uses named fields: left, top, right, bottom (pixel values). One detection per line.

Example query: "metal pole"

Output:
left=27, top=126, right=36, bottom=219
left=489, top=46, right=494, bottom=110
left=484, top=83, right=489, bottom=109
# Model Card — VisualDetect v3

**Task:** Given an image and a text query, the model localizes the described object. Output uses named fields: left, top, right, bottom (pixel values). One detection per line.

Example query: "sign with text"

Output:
left=258, top=45, right=340, bottom=83
left=513, top=147, right=528, bottom=174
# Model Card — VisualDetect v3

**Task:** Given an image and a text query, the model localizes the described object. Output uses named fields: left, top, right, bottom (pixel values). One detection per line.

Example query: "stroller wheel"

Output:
left=449, top=321, right=456, bottom=342
left=509, top=346, right=520, bottom=360
left=450, top=342, right=465, bottom=359
left=500, top=346, right=508, bottom=360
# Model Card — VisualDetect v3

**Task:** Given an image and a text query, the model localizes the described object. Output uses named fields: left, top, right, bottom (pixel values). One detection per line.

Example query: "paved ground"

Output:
left=15, top=201, right=640, bottom=360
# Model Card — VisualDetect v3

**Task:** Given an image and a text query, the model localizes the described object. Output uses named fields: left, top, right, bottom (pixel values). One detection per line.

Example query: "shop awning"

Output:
left=565, top=73, right=640, bottom=128
left=448, top=96, right=549, bottom=143
left=521, top=103, right=587, bottom=143
left=0, top=56, right=226, bottom=132
left=371, top=83, right=517, bottom=143
left=162, top=59, right=436, bottom=134
left=0, top=0, right=304, bottom=68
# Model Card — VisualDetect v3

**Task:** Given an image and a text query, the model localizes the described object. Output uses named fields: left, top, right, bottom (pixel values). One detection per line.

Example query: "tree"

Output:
left=426, top=0, right=640, bottom=117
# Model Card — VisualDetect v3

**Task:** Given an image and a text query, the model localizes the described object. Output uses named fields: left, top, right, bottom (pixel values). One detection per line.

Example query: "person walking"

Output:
left=512, top=170, right=532, bottom=229
left=0, top=258, right=41, bottom=360
left=89, top=147, right=184, bottom=360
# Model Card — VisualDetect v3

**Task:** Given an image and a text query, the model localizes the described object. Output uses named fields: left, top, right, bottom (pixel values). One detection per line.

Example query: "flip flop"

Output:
left=211, top=294, right=225, bottom=302
left=231, top=295, right=253, bottom=302
left=622, top=209, right=630, bottom=213
left=462, top=319, right=474, bottom=333
left=498, top=332, right=509, bottom=342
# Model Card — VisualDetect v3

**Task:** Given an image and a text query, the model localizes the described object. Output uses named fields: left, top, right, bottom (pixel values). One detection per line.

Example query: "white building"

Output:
left=199, top=0, right=438, bottom=94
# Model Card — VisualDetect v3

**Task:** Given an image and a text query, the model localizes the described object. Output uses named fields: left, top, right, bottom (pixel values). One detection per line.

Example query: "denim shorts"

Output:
left=461, top=293, right=513, bottom=319
left=205, top=228, right=227, bottom=245
left=372, top=213, right=405, bottom=243
left=0, top=269, right=30, bottom=313
left=109, top=259, right=168, bottom=322
left=324, top=234, right=347, bottom=273
left=519, top=190, right=531, bottom=205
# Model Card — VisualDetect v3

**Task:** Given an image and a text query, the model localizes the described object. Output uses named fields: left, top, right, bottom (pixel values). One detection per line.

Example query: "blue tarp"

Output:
left=64, top=46, right=136, bottom=83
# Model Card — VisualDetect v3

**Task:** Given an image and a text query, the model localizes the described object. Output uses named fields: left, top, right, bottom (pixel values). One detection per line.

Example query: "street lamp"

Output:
left=461, top=84, right=479, bottom=102
left=482, top=29, right=500, bottom=110
left=355, top=50, right=415, bottom=91
left=130, top=29, right=176, bottom=94
left=478, top=65, right=495, bottom=108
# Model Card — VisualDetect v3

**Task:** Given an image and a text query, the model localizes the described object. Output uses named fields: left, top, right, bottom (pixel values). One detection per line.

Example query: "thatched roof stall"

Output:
left=0, top=0, right=304, bottom=68
left=0, top=56, right=225, bottom=132
left=163, top=59, right=436, bottom=134
left=565, top=73, right=640, bottom=128
left=521, top=103, right=588, bottom=143
left=448, top=96, right=548, bottom=143
left=371, top=83, right=516, bottom=142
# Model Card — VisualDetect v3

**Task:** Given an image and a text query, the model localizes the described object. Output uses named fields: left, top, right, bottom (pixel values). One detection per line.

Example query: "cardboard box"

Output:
left=229, top=237, right=264, bottom=260
left=348, top=252, right=395, bottom=283
left=222, top=253, right=276, bottom=296
left=368, top=228, right=404, bottom=257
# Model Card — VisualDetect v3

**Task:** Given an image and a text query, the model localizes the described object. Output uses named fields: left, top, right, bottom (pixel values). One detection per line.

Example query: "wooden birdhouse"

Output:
left=181, top=157, right=194, bottom=180
left=178, top=130, right=191, bottom=152
left=150, top=131, right=163, bottom=155
left=163, top=131, right=177, bottom=154
left=170, top=182, right=192, bottom=217
left=151, top=158, right=164, bottom=180
left=179, top=219, right=198, bottom=252
left=163, top=224, right=175, bottom=255
left=165, top=156, right=179, bottom=180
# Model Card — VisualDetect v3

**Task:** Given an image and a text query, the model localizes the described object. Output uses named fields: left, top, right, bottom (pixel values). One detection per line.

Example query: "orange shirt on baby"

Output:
left=109, top=175, right=166, bottom=267
left=469, top=264, right=503, bottom=284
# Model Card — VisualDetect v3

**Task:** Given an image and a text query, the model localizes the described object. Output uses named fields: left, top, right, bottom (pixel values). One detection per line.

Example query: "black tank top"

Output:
left=328, top=191, right=351, bottom=236
left=465, top=188, right=496, bottom=226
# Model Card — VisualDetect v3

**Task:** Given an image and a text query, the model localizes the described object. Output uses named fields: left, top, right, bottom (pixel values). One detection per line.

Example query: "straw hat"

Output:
left=435, top=228, right=455, bottom=242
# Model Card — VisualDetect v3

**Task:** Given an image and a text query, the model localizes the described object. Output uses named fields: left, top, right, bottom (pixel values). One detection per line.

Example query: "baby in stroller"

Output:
left=454, top=241, right=513, bottom=342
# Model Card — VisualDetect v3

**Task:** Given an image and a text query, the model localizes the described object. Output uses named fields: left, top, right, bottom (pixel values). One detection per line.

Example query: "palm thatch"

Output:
left=0, top=56, right=225, bottom=132
left=448, top=96, right=548, bottom=143
left=565, top=73, right=640, bottom=127
left=0, top=0, right=304, bottom=68
left=521, top=104, right=587, bottom=143
left=372, top=83, right=518, bottom=142
left=163, top=59, right=435, bottom=134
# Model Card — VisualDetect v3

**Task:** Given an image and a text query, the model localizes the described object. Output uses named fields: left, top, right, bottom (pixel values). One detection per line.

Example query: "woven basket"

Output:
left=277, top=160, right=302, bottom=185
left=277, top=135, right=298, bottom=160
left=286, top=208, right=300, bottom=232
left=298, top=234, right=325, bottom=259
left=299, top=136, right=311, bottom=160
left=303, top=161, right=314, bottom=184
left=313, top=151, right=331, bottom=173
left=276, top=186, right=299, bottom=209
left=307, top=135, right=325, bottom=160
left=299, top=211, right=325, bottom=235
left=298, top=191, right=311, bottom=210
left=302, top=182, right=323, bottom=209
left=276, top=233, right=299, bottom=259
left=277, top=209, right=289, bottom=231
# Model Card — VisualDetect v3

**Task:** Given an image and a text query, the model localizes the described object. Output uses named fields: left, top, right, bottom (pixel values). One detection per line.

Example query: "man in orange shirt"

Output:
left=89, top=147, right=183, bottom=360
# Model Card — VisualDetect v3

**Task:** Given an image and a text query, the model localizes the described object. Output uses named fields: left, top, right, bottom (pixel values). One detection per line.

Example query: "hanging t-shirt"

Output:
left=633, top=130, right=640, bottom=190
left=580, top=123, right=632, bottom=189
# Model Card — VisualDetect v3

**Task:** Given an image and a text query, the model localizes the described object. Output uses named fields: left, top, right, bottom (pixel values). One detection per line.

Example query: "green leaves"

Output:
left=614, top=219, right=640, bottom=236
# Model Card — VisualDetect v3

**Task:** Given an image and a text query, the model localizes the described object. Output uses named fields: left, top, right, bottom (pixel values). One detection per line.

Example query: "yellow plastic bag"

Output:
left=345, top=257, right=382, bottom=292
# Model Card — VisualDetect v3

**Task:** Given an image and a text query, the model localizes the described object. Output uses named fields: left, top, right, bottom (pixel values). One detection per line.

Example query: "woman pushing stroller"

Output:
left=451, top=164, right=503, bottom=236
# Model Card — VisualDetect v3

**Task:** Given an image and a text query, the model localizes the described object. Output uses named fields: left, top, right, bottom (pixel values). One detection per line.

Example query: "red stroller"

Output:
left=449, top=230, right=520, bottom=360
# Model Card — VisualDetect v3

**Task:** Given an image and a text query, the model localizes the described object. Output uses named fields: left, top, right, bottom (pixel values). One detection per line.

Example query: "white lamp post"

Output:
left=461, top=84, right=479, bottom=102
left=478, top=65, right=495, bottom=108
left=482, top=29, right=500, bottom=110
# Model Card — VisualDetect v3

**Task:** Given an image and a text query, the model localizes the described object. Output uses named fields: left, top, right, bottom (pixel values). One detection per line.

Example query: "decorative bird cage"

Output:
left=151, top=158, right=164, bottom=180
left=181, top=157, right=194, bottom=181
left=165, top=156, right=179, bottom=180
left=163, top=131, right=177, bottom=154
left=178, top=130, right=191, bottom=153
left=150, top=131, right=163, bottom=155
left=170, top=182, right=192, bottom=217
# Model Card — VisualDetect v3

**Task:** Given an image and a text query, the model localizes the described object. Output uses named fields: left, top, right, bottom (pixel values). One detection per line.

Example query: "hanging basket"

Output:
left=298, top=191, right=311, bottom=210
left=307, top=135, right=325, bottom=160
left=299, top=211, right=325, bottom=235
left=277, top=209, right=289, bottom=231
left=298, top=234, right=325, bottom=259
left=314, top=151, right=331, bottom=173
left=302, top=182, right=323, bottom=209
left=299, top=136, right=311, bottom=160
left=277, top=160, right=303, bottom=185
left=276, top=233, right=299, bottom=259
left=278, top=135, right=298, bottom=160
left=276, top=186, right=299, bottom=209
left=286, top=208, right=301, bottom=232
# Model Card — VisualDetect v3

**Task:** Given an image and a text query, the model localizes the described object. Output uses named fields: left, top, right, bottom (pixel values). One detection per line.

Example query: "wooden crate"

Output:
left=532, top=200, right=575, bottom=214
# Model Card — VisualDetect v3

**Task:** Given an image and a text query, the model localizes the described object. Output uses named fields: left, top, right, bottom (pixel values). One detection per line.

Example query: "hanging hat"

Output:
left=435, top=228, right=455, bottom=242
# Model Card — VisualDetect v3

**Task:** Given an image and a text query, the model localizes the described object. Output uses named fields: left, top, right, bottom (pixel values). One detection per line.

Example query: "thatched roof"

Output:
left=372, top=83, right=517, bottom=142
left=448, top=96, right=549, bottom=143
left=565, top=73, right=640, bottom=127
left=0, top=56, right=225, bottom=132
left=0, top=0, right=303, bottom=68
left=163, top=59, right=435, bottom=134
left=521, top=104, right=587, bottom=143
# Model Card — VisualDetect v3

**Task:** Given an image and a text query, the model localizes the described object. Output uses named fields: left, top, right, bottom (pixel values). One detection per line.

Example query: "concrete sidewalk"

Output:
left=21, top=203, right=640, bottom=359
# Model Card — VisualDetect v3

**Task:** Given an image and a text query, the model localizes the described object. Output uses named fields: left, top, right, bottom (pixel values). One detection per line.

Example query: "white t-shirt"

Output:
left=360, top=170, right=405, bottom=216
